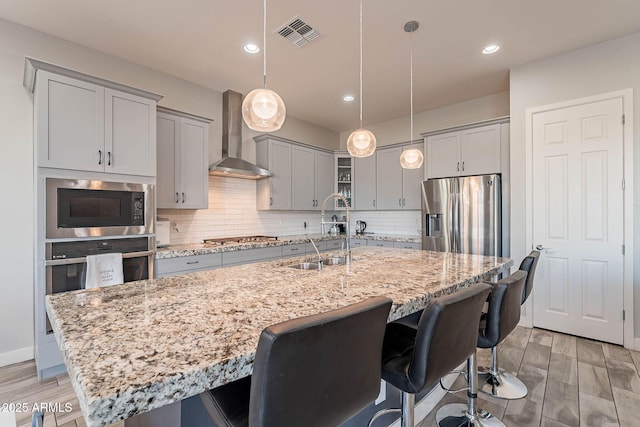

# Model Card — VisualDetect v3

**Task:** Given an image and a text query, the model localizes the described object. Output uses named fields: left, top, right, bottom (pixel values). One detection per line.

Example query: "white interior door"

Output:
left=532, top=97, right=624, bottom=344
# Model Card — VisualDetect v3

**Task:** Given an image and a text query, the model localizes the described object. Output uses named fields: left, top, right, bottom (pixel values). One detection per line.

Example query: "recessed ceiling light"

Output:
left=343, top=95, right=355, bottom=102
left=482, top=44, right=500, bottom=55
left=243, top=43, right=260, bottom=54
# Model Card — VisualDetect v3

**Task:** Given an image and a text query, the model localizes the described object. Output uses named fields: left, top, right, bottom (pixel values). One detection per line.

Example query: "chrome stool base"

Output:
left=436, top=403, right=505, bottom=427
left=478, top=369, right=528, bottom=400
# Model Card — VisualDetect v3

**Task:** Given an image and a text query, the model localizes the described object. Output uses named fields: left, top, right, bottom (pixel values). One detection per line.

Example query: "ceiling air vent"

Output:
left=275, top=16, right=320, bottom=47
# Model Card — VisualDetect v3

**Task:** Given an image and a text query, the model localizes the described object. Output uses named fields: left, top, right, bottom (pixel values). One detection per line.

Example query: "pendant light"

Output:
left=400, top=21, right=424, bottom=169
left=242, top=0, right=286, bottom=132
left=347, top=0, right=376, bottom=157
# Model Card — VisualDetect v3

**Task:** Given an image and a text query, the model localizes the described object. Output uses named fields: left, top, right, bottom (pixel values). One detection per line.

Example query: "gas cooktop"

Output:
left=202, top=236, right=278, bottom=245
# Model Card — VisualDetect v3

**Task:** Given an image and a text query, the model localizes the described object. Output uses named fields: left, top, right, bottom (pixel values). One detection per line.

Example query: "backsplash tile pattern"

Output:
left=158, top=176, right=421, bottom=245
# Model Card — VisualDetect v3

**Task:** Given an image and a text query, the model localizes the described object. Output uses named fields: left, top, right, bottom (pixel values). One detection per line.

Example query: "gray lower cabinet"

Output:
left=325, top=239, right=344, bottom=251
left=157, top=253, right=222, bottom=277
left=221, top=246, right=283, bottom=267
left=393, top=241, right=422, bottom=250
left=367, top=240, right=395, bottom=248
left=350, top=239, right=367, bottom=247
left=282, top=243, right=306, bottom=256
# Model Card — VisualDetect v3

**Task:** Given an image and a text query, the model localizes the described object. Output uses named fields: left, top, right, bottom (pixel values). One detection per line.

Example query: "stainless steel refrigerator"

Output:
left=422, top=174, right=501, bottom=256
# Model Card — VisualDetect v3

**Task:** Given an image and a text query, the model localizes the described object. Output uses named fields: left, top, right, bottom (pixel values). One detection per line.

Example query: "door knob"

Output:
left=535, top=244, right=551, bottom=251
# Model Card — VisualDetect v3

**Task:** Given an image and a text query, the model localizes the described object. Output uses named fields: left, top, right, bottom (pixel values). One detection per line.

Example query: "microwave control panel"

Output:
left=133, top=193, right=145, bottom=226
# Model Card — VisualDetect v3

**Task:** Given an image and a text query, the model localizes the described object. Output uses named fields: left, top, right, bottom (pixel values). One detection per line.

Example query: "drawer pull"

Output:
left=186, top=261, right=200, bottom=265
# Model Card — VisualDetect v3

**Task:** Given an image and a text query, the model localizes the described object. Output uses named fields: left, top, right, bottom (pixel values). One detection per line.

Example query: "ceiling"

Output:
left=3, top=0, right=640, bottom=132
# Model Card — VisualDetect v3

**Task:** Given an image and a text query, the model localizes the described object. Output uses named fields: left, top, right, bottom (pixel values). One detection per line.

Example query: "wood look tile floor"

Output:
left=1, top=327, right=640, bottom=426
left=419, top=327, right=640, bottom=427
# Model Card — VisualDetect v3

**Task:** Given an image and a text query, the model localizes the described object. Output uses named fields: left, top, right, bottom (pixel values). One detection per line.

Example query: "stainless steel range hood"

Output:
left=208, top=90, right=273, bottom=179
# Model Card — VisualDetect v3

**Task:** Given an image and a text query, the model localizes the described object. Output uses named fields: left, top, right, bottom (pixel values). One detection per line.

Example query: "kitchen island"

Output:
left=46, top=247, right=512, bottom=427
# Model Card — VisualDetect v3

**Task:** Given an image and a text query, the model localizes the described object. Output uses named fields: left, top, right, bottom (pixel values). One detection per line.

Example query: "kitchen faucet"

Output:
left=320, top=193, right=351, bottom=262
left=308, top=237, right=322, bottom=270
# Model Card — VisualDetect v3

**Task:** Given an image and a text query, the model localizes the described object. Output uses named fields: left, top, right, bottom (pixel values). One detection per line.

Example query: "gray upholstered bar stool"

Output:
left=368, top=284, right=492, bottom=427
left=477, top=251, right=540, bottom=399
left=436, top=270, right=527, bottom=426
left=199, top=296, right=392, bottom=427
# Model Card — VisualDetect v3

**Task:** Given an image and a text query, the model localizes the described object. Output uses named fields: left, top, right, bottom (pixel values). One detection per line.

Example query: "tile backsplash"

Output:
left=158, top=176, right=421, bottom=245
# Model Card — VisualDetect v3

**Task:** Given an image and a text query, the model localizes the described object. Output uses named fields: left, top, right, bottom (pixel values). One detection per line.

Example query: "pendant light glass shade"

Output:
left=242, top=0, right=286, bottom=132
left=401, top=20, right=423, bottom=169
left=400, top=148, right=424, bottom=169
left=348, top=0, right=376, bottom=158
left=347, top=129, right=377, bottom=157
left=242, top=88, right=286, bottom=132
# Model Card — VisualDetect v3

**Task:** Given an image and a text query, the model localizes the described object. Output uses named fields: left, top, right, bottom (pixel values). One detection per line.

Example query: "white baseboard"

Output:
left=389, top=366, right=462, bottom=427
left=0, top=346, right=33, bottom=367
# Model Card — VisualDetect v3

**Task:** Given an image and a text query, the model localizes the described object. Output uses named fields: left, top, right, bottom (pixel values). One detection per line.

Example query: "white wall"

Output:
left=338, top=91, right=509, bottom=147
left=510, top=32, right=640, bottom=337
left=0, top=17, right=338, bottom=365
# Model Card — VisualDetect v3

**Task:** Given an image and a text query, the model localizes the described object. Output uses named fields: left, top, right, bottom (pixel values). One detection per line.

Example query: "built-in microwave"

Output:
left=46, top=178, right=154, bottom=238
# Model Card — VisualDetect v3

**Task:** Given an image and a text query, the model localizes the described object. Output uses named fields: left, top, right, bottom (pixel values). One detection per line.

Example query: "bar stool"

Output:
left=477, top=251, right=540, bottom=399
left=368, top=284, right=492, bottom=427
left=199, top=296, right=392, bottom=427
left=436, top=270, right=527, bottom=426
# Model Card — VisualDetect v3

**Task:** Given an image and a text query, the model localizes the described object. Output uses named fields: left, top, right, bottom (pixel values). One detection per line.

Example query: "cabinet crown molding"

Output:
left=157, top=106, right=213, bottom=123
left=419, top=116, right=509, bottom=138
left=23, top=57, right=163, bottom=101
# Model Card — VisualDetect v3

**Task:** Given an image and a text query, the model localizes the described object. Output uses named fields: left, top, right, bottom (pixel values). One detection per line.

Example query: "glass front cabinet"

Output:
left=335, top=154, right=352, bottom=209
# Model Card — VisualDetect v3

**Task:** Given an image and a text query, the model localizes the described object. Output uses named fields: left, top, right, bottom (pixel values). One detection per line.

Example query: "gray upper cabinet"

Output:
left=291, top=145, right=315, bottom=210
left=157, top=108, right=211, bottom=209
left=256, top=138, right=292, bottom=210
left=376, top=147, right=403, bottom=210
left=314, top=151, right=334, bottom=210
left=291, top=145, right=334, bottom=210
left=257, top=136, right=333, bottom=211
left=354, top=154, right=377, bottom=210
left=35, top=70, right=157, bottom=176
left=426, top=123, right=501, bottom=179
left=375, top=145, right=424, bottom=210
left=105, top=89, right=156, bottom=176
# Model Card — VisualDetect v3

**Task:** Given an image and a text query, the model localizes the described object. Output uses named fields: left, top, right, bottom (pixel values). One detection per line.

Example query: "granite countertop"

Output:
left=46, top=247, right=512, bottom=427
left=156, top=233, right=421, bottom=259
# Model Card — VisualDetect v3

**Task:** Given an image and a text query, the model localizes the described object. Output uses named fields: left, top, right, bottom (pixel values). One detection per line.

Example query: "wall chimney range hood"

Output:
left=208, top=90, right=273, bottom=180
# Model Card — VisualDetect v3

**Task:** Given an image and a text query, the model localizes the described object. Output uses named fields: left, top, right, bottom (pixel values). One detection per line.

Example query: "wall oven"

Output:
left=44, top=236, right=154, bottom=334
left=46, top=178, right=154, bottom=238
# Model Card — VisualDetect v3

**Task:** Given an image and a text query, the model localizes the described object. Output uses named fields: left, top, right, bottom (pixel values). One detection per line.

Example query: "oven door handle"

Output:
left=45, top=250, right=154, bottom=266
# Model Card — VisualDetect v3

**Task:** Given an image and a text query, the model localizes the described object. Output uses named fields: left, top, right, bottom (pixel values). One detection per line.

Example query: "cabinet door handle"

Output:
left=270, top=197, right=273, bottom=206
left=182, top=192, right=185, bottom=203
left=462, top=161, right=465, bottom=171
left=373, top=200, right=376, bottom=208
left=457, top=161, right=460, bottom=171
left=402, top=198, right=406, bottom=206
left=399, top=198, right=402, bottom=206
left=98, top=150, right=102, bottom=165
left=176, top=192, right=179, bottom=204
left=290, top=248, right=299, bottom=251
left=107, top=151, right=112, bottom=166
left=186, top=260, right=199, bottom=265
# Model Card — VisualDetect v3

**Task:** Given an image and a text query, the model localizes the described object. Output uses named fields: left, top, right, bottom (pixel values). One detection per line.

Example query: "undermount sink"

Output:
left=321, top=256, right=348, bottom=266
left=288, top=262, right=322, bottom=270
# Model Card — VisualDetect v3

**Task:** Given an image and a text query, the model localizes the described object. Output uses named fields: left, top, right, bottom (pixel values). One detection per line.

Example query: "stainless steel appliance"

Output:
left=422, top=174, right=501, bottom=256
left=46, top=178, right=154, bottom=238
left=44, top=236, right=154, bottom=334
left=355, top=220, right=367, bottom=235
